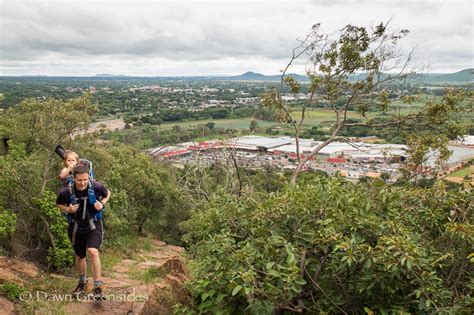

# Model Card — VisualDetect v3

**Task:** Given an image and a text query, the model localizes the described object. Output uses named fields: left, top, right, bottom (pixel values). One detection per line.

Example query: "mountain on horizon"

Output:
left=419, top=68, right=473, bottom=83
left=2, top=69, right=471, bottom=84
left=232, top=71, right=268, bottom=80
left=226, top=69, right=473, bottom=83
left=227, top=71, right=309, bottom=82
left=94, top=73, right=128, bottom=77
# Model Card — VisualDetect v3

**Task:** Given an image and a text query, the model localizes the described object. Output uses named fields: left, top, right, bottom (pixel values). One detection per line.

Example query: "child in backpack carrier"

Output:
left=59, top=150, right=79, bottom=186
left=57, top=149, right=102, bottom=221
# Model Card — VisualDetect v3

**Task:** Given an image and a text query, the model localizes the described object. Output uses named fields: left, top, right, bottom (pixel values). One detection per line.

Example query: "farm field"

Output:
left=446, top=165, right=474, bottom=178
left=388, top=95, right=437, bottom=114
left=444, top=165, right=474, bottom=188
left=291, top=109, right=361, bottom=126
left=159, top=109, right=362, bottom=131
left=93, top=95, right=472, bottom=134
left=159, top=118, right=275, bottom=130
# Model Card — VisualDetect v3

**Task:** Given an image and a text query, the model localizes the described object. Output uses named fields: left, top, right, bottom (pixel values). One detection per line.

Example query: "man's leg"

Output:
left=87, top=248, right=101, bottom=282
left=75, top=255, right=86, bottom=277
left=72, top=238, right=88, bottom=296
left=86, top=221, right=105, bottom=300
left=70, top=224, right=88, bottom=296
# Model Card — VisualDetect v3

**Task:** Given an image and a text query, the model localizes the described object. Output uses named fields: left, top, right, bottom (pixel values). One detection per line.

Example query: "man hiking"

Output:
left=56, top=164, right=111, bottom=300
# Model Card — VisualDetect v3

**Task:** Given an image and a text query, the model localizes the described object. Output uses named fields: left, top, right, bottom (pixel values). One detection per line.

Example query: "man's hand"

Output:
left=94, top=201, right=104, bottom=211
left=68, top=204, right=79, bottom=213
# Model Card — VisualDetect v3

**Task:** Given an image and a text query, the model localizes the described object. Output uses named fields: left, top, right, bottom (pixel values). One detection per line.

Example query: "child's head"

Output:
left=63, top=150, right=79, bottom=168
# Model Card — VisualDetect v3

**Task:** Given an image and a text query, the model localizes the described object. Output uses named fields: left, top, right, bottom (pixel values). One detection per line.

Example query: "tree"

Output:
left=0, top=95, right=97, bottom=267
left=261, top=22, right=472, bottom=184
left=99, top=145, right=187, bottom=242
left=205, top=121, right=216, bottom=130
left=249, top=119, right=259, bottom=132
left=0, top=95, right=189, bottom=267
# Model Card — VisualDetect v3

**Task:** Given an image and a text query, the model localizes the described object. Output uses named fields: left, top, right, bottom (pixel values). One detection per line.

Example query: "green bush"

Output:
left=0, top=282, right=24, bottom=301
left=182, top=177, right=473, bottom=313
left=0, top=209, right=16, bottom=239
left=33, top=191, right=74, bottom=269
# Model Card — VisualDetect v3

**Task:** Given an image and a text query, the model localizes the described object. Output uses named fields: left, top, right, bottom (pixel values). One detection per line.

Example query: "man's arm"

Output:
left=56, top=189, right=79, bottom=213
left=101, top=190, right=111, bottom=205
left=94, top=190, right=111, bottom=211
left=57, top=204, right=79, bottom=213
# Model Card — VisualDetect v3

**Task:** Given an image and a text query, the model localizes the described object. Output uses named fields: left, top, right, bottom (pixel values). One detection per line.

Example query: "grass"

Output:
left=133, top=267, right=168, bottom=284
left=103, top=232, right=140, bottom=258
left=152, top=107, right=396, bottom=135
left=17, top=275, right=77, bottom=314
left=100, top=95, right=473, bottom=139
left=142, top=238, right=153, bottom=252
left=158, top=109, right=362, bottom=133
left=20, top=302, right=68, bottom=315
left=446, top=165, right=474, bottom=178
left=100, top=249, right=123, bottom=272
left=388, top=95, right=438, bottom=114
left=159, top=118, right=275, bottom=130
left=291, top=109, right=361, bottom=126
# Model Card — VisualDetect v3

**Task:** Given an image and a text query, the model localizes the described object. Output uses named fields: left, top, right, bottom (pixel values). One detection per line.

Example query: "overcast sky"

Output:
left=0, top=0, right=472, bottom=76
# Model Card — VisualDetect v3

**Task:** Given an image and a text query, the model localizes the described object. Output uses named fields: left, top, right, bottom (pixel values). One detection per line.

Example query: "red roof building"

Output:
left=327, top=157, right=346, bottom=163
left=161, top=149, right=191, bottom=158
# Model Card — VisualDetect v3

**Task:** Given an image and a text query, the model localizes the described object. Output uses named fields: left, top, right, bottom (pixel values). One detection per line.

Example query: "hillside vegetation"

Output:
left=0, top=95, right=471, bottom=314
left=0, top=19, right=473, bottom=313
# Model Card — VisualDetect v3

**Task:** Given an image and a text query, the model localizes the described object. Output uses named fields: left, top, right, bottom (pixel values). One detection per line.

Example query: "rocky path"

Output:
left=0, top=239, right=189, bottom=315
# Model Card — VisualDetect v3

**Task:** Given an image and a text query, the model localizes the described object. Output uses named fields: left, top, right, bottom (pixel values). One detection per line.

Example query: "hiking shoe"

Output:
left=73, top=280, right=87, bottom=298
left=93, top=285, right=106, bottom=301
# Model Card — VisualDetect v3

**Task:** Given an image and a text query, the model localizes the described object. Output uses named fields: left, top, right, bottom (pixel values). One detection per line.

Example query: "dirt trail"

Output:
left=0, top=239, right=189, bottom=315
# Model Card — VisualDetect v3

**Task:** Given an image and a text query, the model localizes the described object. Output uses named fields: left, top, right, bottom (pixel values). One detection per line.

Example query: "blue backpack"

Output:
left=64, top=159, right=104, bottom=223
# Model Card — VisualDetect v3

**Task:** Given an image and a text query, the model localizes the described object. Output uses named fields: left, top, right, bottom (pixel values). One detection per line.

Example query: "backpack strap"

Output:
left=88, top=180, right=96, bottom=205
left=88, top=180, right=104, bottom=222
left=89, top=161, right=95, bottom=180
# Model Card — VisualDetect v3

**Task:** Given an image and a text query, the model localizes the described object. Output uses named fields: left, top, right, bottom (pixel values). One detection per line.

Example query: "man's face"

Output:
left=74, top=173, right=89, bottom=191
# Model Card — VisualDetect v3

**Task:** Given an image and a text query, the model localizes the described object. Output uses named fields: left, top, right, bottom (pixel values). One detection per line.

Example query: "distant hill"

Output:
left=417, top=69, right=473, bottom=84
left=2, top=69, right=472, bottom=84
left=222, top=69, right=473, bottom=84
left=230, top=71, right=269, bottom=80
left=94, top=73, right=128, bottom=78
left=225, top=71, right=309, bottom=82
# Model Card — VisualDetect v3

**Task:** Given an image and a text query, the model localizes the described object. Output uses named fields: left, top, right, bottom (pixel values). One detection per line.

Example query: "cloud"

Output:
left=0, top=0, right=472, bottom=75
left=1, top=2, right=301, bottom=59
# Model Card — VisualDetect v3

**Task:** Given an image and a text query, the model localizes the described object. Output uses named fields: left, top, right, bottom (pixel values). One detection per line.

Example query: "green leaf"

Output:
left=266, top=262, right=275, bottom=269
left=401, top=257, right=406, bottom=266
left=267, top=270, right=281, bottom=277
left=201, top=292, right=211, bottom=302
left=231, top=285, right=242, bottom=296
left=364, top=259, right=372, bottom=269
left=294, top=278, right=306, bottom=285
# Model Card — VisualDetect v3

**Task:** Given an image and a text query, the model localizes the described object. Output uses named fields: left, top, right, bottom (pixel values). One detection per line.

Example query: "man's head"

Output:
left=73, top=165, right=90, bottom=191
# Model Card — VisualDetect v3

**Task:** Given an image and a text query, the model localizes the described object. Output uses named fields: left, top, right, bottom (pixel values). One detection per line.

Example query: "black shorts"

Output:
left=68, top=221, right=104, bottom=259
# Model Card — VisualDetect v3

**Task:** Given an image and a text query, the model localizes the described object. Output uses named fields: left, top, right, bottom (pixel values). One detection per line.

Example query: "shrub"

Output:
left=182, top=177, right=473, bottom=313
